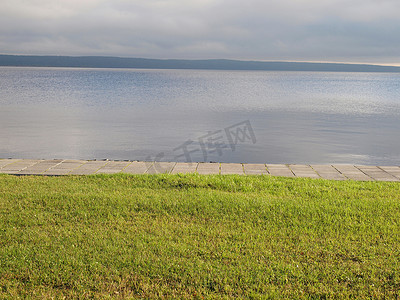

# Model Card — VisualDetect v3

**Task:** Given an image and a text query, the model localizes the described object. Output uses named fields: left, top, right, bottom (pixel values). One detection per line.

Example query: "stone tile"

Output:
left=43, top=160, right=87, bottom=175
left=220, top=163, right=244, bottom=175
left=333, top=165, right=373, bottom=181
left=289, top=164, right=320, bottom=178
left=0, top=159, right=21, bottom=169
left=18, top=160, right=63, bottom=175
left=310, top=165, right=347, bottom=180
left=96, top=161, right=131, bottom=174
left=171, top=162, right=198, bottom=174
left=333, top=164, right=365, bottom=174
left=356, top=166, right=399, bottom=182
left=197, top=163, right=220, bottom=174
left=122, top=161, right=151, bottom=174
left=266, top=164, right=294, bottom=177
left=0, top=160, right=42, bottom=174
left=52, top=160, right=88, bottom=168
left=378, top=166, right=400, bottom=180
left=146, top=162, right=176, bottom=174
left=243, top=164, right=269, bottom=175
left=68, top=161, right=109, bottom=175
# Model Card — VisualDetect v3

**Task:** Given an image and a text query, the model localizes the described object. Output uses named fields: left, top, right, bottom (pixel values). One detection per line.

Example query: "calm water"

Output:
left=1, top=67, right=399, bottom=165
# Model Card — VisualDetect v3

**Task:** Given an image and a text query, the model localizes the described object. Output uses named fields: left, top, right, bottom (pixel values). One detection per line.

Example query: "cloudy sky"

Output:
left=1, top=0, right=399, bottom=65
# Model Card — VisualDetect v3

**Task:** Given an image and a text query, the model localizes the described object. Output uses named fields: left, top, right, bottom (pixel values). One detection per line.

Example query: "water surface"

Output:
left=1, top=67, right=399, bottom=165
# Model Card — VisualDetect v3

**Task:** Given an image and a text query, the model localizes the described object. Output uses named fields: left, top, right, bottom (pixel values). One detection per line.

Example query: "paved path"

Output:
left=1, top=159, right=400, bottom=181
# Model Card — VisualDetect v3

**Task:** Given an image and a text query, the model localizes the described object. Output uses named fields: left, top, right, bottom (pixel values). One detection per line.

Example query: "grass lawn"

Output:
left=0, top=173, right=399, bottom=299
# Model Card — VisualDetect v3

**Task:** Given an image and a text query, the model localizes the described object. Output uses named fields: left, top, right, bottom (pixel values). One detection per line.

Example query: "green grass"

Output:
left=0, top=173, right=399, bottom=299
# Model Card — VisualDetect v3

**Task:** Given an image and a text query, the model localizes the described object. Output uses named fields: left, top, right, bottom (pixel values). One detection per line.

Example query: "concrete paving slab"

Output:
left=0, top=159, right=21, bottom=169
left=122, top=161, right=151, bottom=174
left=378, top=165, right=400, bottom=170
left=171, top=162, right=198, bottom=174
left=18, top=160, right=63, bottom=175
left=243, top=164, right=269, bottom=175
left=42, top=160, right=87, bottom=175
left=96, top=161, right=131, bottom=174
left=68, top=161, right=109, bottom=175
left=220, top=163, right=244, bottom=175
left=333, top=165, right=373, bottom=181
left=146, top=162, right=176, bottom=174
left=356, top=166, right=399, bottom=182
left=266, top=164, right=294, bottom=177
left=197, top=163, right=220, bottom=174
left=378, top=166, right=400, bottom=179
left=311, top=165, right=347, bottom=180
left=49, top=160, right=88, bottom=168
left=0, top=160, right=42, bottom=174
left=289, top=165, right=320, bottom=178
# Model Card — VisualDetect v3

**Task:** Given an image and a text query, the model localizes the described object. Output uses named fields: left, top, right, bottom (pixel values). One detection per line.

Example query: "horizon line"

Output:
left=1, top=53, right=399, bottom=68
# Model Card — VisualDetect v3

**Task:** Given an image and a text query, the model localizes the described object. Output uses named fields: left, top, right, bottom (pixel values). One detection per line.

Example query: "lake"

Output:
left=0, top=67, right=399, bottom=165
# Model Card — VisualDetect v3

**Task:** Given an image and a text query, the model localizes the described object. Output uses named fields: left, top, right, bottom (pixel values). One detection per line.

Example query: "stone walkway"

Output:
left=0, top=159, right=400, bottom=181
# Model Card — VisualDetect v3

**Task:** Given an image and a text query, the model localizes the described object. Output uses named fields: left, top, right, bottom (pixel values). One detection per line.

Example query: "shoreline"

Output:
left=1, top=158, right=399, bottom=181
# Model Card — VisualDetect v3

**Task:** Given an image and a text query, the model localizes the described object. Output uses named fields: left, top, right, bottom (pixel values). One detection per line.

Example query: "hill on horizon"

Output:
left=1, top=54, right=400, bottom=73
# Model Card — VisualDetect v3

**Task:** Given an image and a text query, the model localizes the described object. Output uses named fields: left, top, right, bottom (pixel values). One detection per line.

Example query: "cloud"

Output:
left=0, top=0, right=399, bottom=64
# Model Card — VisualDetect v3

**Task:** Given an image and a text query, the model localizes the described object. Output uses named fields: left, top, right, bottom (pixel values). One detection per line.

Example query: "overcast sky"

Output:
left=1, top=0, right=399, bottom=65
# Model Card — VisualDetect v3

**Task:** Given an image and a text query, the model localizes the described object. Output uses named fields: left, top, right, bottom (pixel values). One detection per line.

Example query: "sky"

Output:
left=1, top=0, right=399, bottom=65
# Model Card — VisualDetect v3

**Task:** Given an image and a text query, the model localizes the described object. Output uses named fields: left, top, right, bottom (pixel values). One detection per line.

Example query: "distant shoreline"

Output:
left=1, top=54, right=400, bottom=73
